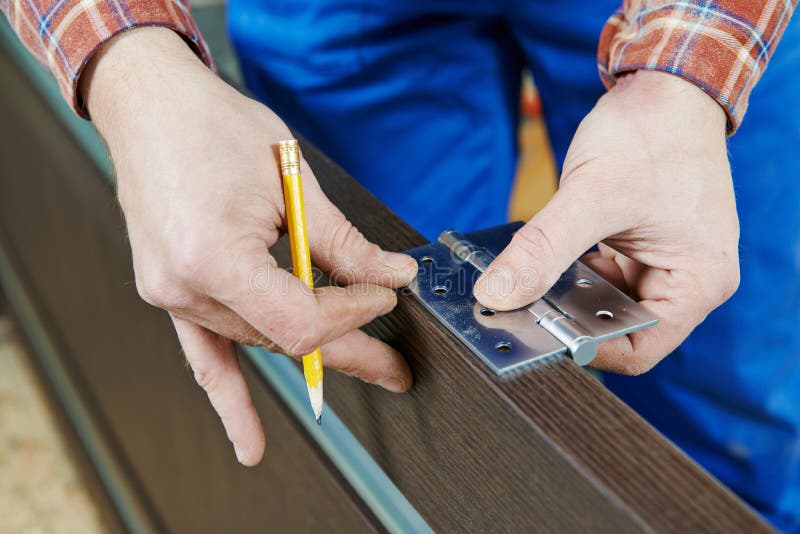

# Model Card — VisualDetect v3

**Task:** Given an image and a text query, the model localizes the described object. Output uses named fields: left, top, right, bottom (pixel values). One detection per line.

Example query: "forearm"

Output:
left=598, top=1, right=798, bottom=133
left=78, top=25, right=239, bottom=216
left=1, top=0, right=213, bottom=118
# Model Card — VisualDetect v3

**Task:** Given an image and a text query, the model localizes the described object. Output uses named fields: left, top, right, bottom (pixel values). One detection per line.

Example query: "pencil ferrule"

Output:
left=278, top=139, right=302, bottom=176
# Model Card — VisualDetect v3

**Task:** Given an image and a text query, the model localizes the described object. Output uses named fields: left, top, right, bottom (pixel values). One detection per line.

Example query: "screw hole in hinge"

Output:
left=596, top=310, right=614, bottom=320
left=576, top=278, right=593, bottom=288
left=433, top=285, right=448, bottom=295
left=495, top=341, right=512, bottom=352
left=479, top=308, right=496, bottom=317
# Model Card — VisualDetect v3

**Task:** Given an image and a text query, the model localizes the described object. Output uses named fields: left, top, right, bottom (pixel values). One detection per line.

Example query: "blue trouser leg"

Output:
left=228, top=0, right=523, bottom=240
left=508, top=0, right=616, bottom=166
left=229, top=1, right=800, bottom=528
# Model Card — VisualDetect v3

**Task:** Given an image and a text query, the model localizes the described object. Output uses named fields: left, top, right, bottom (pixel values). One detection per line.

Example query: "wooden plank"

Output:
left=0, top=47, right=379, bottom=534
left=0, top=37, right=769, bottom=532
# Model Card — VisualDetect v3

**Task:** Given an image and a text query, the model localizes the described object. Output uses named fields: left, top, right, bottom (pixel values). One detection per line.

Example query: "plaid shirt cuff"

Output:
left=2, top=0, right=214, bottom=119
left=598, top=1, right=797, bottom=134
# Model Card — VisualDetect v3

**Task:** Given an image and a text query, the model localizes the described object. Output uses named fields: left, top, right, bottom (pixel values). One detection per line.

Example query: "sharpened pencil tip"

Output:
left=308, top=383, right=323, bottom=426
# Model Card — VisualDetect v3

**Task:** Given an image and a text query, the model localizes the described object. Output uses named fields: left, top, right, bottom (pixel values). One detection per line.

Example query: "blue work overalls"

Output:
left=227, top=1, right=800, bottom=529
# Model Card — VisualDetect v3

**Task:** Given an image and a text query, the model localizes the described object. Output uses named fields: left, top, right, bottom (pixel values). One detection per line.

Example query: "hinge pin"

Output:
left=438, top=230, right=598, bottom=365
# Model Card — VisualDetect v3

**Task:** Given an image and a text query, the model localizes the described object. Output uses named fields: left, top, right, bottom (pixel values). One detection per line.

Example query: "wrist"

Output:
left=81, top=27, right=213, bottom=133
left=612, top=70, right=726, bottom=135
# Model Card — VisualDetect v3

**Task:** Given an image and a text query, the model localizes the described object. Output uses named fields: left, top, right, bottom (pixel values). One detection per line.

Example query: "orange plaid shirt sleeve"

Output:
left=599, top=1, right=797, bottom=133
left=1, top=1, right=795, bottom=131
left=0, top=0, right=214, bottom=118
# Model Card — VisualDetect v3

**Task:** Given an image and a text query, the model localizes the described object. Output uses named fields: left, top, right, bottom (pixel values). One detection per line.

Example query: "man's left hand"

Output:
left=474, top=70, right=740, bottom=375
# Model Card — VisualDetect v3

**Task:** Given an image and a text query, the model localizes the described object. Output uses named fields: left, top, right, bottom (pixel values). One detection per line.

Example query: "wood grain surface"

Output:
left=0, top=40, right=770, bottom=532
left=292, top=143, right=770, bottom=532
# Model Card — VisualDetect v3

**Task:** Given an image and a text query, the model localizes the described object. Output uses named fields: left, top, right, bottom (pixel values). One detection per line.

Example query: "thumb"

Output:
left=303, top=173, right=418, bottom=289
left=474, top=185, right=611, bottom=310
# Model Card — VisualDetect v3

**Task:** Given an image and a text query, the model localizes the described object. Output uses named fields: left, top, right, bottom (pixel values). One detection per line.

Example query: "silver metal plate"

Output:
left=405, top=222, right=658, bottom=375
left=547, top=262, right=658, bottom=342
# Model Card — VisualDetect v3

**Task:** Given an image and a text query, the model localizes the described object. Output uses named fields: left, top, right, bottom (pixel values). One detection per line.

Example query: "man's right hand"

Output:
left=80, top=27, right=418, bottom=466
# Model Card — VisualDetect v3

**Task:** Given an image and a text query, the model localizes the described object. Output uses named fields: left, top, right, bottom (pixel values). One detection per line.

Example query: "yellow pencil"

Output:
left=278, top=139, right=324, bottom=424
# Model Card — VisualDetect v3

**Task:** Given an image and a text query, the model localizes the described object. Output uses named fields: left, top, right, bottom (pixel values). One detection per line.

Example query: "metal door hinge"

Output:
left=404, top=222, right=657, bottom=375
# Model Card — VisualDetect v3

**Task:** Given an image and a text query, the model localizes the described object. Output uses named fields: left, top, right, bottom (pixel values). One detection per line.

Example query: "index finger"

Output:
left=218, top=255, right=399, bottom=357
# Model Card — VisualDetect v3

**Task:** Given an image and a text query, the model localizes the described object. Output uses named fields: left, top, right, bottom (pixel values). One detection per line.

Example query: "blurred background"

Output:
left=0, top=310, right=108, bottom=532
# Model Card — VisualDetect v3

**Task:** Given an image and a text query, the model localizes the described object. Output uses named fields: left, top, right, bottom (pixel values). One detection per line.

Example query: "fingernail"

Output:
left=475, top=267, right=515, bottom=301
left=375, top=377, right=405, bottom=393
left=379, top=250, right=416, bottom=271
left=234, top=443, right=246, bottom=464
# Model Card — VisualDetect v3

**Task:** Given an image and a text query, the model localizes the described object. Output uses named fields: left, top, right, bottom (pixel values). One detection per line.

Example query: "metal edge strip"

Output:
left=244, top=348, right=433, bottom=534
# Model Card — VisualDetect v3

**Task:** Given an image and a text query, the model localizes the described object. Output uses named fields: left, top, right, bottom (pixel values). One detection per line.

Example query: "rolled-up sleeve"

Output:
left=598, top=1, right=797, bottom=133
left=1, top=0, right=214, bottom=118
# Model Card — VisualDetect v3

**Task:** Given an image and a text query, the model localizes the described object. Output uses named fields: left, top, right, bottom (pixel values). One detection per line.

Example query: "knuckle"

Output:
left=333, top=360, right=364, bottom=379
left=280, top=320, right=321, bottom=358
left=336, top=220, right=366, bottom=250
left=234, top=324, right=269, bottom=347
left=698, top=254, right=741, bottom=307
left=135, top=267, right=198, bottom=312
left=170, top=243, right=218, bottom=288
left=326, top=219, right=370, bottom=270
left=619, top=357, right=654, bottom=377
left=330, top=218, right=359, bottom=246
left=193, top=366, right=221, bottom=394
left=512, top=224, right=554, bottom=264
left=135, top=271, right=176, bottom=308
left=135, top=277, right=158, bottom=306
left=285, top=334, right=316, bottom=358
left=719, top=261, right=741, bottom=301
